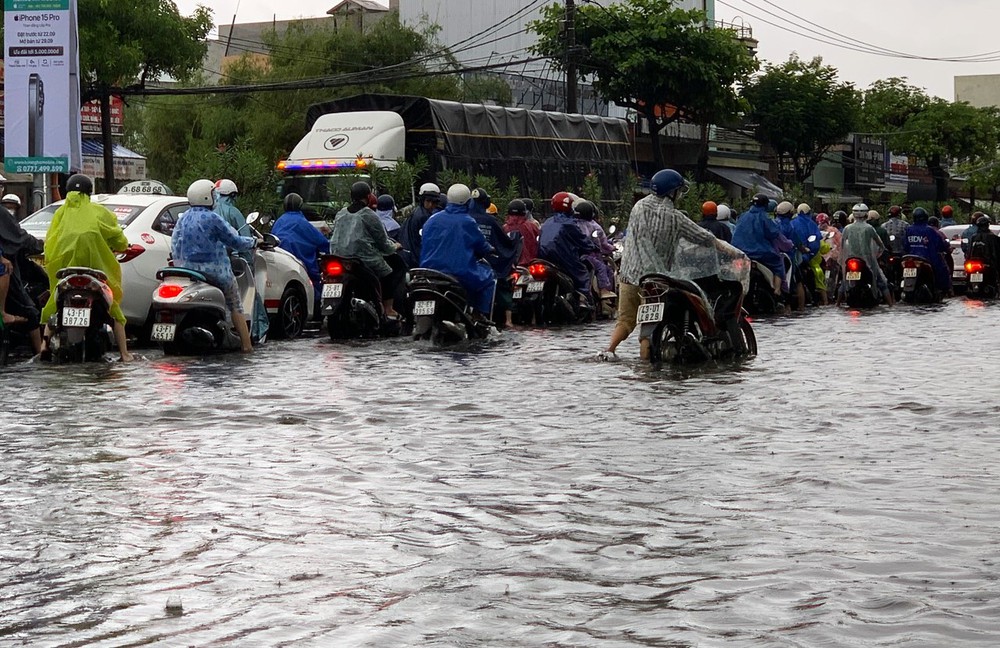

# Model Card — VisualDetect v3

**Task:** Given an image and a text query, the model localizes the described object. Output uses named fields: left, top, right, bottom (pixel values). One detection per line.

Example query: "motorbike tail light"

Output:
left=903, top=259, right=917, bottom=269
left=116, top=243, right=146, bottom=263
left=509, top=271, right=519, bottom=284
left=324, top=259, right=344, bottom=277
left=846, top=258, right=861, bottom=272
left=158, top=284, right=184, bottom=299
left=67, top=275, right=92, bottom=289
left=966, top=260, right=984, bottom=274
left=528, top=263, right=548, bottom=280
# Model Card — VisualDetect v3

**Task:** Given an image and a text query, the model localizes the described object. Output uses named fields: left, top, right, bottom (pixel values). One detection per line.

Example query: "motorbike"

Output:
left=509, top=265, right=537, bottom=325
left=45, top=267, right=116, bottom=362
left=149, top=242, right=271, bottom=354
left=964, top=244, right=998, bottom=299
left=900, top=254, right=942, bottom=304
left=519, top=258, right=594, bottom=326
left=881, top=244, right=904, bottom=301
left=842, top=257, right=881, bottom=309
left=407, top=267, right=494, bottom=344
left=637, top=240, right=756, bottom=365
left=743, top=258, right=785, bottom=316
left=319, top=254, right=400, bottom=340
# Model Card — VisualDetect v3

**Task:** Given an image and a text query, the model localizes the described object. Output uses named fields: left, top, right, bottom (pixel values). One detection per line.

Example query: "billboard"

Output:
left=3, top=0, right=81, bottom=173
left=852, top=134, right=886, bottom=186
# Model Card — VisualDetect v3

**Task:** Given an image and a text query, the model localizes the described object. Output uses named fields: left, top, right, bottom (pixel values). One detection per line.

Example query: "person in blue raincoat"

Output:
left=419, top=184, right=496, bottom=318
left=214, top=178, right=269, bottom=341
left=904, top=207, right=952, bottom=294
left=375, top=194, right=402, bottom=240
left=732, top=193, right=790, bottom=296
left=538, top=191, right=599, bottom=297
left=399, top=183, right=440, bottom=267
left=270, top=192, right=330, bottom=304
left=469, top=187, right=520, bottom=326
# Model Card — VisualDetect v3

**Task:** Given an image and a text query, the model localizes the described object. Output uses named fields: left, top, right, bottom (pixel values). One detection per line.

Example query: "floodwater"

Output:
left=3, top=300, right=1000, bottom=647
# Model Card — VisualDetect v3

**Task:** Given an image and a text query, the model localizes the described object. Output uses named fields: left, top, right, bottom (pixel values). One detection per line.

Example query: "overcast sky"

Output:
left=174, top=0, right=1000, bottom=99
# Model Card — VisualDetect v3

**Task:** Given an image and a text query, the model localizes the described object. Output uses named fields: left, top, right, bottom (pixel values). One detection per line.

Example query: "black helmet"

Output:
left=574, top=199, right=597, bottom=221
left=350, top=181, right=371, bottom=203
left=66, top=174, right=93, bottom=195
left=912, top=207, right=929, bottom=223
left=928, top=216, right=940, bottom=228
left=376, top=194, right=395, bottom=211
left=522, top=198, right=534, bottom=213
left=751, top=193, right=770, bottom=208
left=977, top=215, right=991, bottom=230
left=507, top=199, right=526, bottom=216
left=471, top=187, right=491, bottom=207
left=283, top=192, right=303, bottom=212
left=833, top=210, right=848, bottom=226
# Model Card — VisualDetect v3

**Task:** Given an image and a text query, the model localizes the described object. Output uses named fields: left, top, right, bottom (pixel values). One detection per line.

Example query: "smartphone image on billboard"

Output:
left=28, top=74, right=45, bottom=158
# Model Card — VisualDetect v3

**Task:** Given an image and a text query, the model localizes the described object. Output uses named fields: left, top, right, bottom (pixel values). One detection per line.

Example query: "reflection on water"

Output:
left=3, top=301, right=1000, bottom=646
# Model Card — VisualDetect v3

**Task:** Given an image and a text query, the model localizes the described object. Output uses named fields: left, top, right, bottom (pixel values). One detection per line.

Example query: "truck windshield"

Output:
left=281, top=174, right=368, bottom=211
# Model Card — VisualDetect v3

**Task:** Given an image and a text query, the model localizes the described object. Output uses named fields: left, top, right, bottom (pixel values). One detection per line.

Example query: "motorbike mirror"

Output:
left=246, top=211, right=260, bottom=225
left=608, top=225, right=617, bottom=235
left=262, top=232, right=280, bottom=248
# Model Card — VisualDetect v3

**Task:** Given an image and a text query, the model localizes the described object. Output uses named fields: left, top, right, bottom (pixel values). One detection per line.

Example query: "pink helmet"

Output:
left=816, top=213, right=830, bottom=228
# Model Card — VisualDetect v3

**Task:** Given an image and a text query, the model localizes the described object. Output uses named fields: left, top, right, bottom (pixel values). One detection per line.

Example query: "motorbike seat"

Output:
left=57, top=267, right=108, bottom=282
left=156, top=267, right=208, bottom=282
left=409, top=268, right=468, bottom=299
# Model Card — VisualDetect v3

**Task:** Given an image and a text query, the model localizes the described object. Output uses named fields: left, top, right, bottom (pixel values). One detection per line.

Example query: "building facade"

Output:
left=955, top=74, right=1000, bottom=109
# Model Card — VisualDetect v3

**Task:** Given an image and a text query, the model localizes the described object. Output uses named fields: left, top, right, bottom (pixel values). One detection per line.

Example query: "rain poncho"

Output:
left=618, top=194, right=716, bottom=285
left=41, top=192, right=129, bottom=324
left=419, top=202, right=496, bottom=314
left=579, top=219, right=616, bottom=291
left=967, top=230, right=1000, bottom=269
left=792, top=215, right=822, bottom=263
left=329, top=205, right=397, bottom=278
left=732, top=205, right=789, bottom=280
left=376, top=209, right=401, bottom=238
left=209, top=196, right=268, bottom=339
left=270, top=209, right=331, bottom=297
left=398, top=203, right=437, bottom=267
left=538, top=212, right=598, bottom=292
left=171, top=206, right=255, bottom=288
left=470, top=206, right=519, bottom=278
left=904, top=222, right=951, bottom=290
left=503, top=214, right=540, bottom=266
left=841, top=221, right=886, bottom=286
left=215, top=193, right=252, bottom=238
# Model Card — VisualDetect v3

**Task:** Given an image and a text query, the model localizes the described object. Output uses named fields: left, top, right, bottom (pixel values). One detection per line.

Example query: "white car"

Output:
left=21, top=194, right=315, bottom=339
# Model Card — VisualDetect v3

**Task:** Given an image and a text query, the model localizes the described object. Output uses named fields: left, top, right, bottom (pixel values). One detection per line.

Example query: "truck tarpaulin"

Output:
left=306, top=94, right=633, bottom=202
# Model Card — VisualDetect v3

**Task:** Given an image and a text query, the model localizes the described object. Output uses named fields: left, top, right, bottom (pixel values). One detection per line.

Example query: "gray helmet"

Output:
left=283, top=192, right=303, bottom=212
left=350, top=181, right=372, bottom=203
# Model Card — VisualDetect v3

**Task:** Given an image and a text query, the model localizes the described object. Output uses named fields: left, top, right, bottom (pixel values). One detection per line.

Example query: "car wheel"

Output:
left=273, top=285, right=307, bottom=339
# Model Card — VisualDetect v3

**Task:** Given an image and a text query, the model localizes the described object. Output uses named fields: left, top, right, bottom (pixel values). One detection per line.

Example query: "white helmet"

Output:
left=187, top=179, right=216, bottom=208
left=418, top=182, right=440, bottom=198
left=867, top=209, right=880, bottom=220
left=446, top=183, right=471, bottom=205
left=717, top=204, right=732, bottom=221
left=775, top=201, right=794, bottom=216
left=214, top=178, right=238, bottom=196
left=1, top=193, right=20, bottom=207
left=797, top=203, right=811, bottom=215
left=852, top=203, right=869, bottom=215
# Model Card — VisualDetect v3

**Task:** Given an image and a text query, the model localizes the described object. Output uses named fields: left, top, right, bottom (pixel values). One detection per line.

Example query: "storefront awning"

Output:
left=708, top=166, right=783, bottom=198
left=81, top=139, right=147, bottom=181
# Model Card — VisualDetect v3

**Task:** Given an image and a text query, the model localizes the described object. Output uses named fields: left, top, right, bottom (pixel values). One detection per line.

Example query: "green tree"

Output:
left=859, top=77, right=928, bottom=133
left=77, top=0, right=212, bottom=190
left=530, top=0, right=757, bottom=168
left=742, top=55, right=859, bottom=185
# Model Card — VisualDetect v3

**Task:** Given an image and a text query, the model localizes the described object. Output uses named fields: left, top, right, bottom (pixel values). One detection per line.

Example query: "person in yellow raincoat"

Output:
left=40, top=174, right=132, bottom=361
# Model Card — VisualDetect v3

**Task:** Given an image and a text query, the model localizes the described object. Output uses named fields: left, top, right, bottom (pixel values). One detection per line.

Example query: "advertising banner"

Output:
left=3, top=0, right=80, bottom=173
left=852, top=134, right=886, bottom=186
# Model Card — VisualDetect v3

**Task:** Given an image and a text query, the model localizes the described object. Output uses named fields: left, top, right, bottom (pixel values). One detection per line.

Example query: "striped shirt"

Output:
left=619, top=194, right=717, bottom=285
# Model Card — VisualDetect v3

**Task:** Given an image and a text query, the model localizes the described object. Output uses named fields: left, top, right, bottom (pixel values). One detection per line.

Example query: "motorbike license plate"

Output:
left=413, top=300, right=436, bottom=316
left=513, top=288, right=524, bottom=300
left=322, top=282, right=343, bottom=299
left=150, top=323, right=176, bottom=342
left=526, top=281, right=545, bottom=293
left=846, top=271, right=861, bottom=281
left=902, top=268, right=918, bottom=278
left=971, top=273, right=984, bottom=283
left=637, top=302, right=665, bottom=324
left=953, top=269, right=966, bottom=277
left=62, top=307, right=91, bottom=328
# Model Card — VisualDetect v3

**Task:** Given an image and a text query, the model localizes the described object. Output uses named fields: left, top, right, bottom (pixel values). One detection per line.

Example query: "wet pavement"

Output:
left=3, top=299, right=1000, bottom=646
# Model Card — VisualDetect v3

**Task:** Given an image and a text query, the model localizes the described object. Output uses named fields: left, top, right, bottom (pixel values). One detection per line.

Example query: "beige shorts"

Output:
left=617, top=282, right=640, bottom=334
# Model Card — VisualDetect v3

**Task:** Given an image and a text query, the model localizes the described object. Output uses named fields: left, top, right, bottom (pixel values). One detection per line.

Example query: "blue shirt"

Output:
left=270, top=210, right=330, bottom=285
left=172, top=206, right=255, bottom=284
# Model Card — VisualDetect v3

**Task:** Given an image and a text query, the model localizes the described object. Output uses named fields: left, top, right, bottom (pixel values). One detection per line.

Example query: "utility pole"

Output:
left=565, top=0, right=577, bottom=114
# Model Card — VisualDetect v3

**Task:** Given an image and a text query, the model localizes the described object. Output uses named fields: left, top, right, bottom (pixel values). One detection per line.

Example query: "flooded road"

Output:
left=3, top=300, right=1000, bottom=646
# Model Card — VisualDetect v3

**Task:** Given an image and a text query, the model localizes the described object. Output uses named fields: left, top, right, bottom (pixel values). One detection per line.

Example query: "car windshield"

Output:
left=281, top=174, right=368, bottom=219
left=22, top=202, right=145, bottom=230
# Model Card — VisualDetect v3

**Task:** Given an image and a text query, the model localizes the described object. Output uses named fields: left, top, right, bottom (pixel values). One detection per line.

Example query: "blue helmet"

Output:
left=650, top=169, right=687, bottom=198
left=767, top=199, right=778, bottom=213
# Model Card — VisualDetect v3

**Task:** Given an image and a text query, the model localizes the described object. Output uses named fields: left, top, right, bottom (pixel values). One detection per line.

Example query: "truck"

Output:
left=277, top=93, right=633, bottom=213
